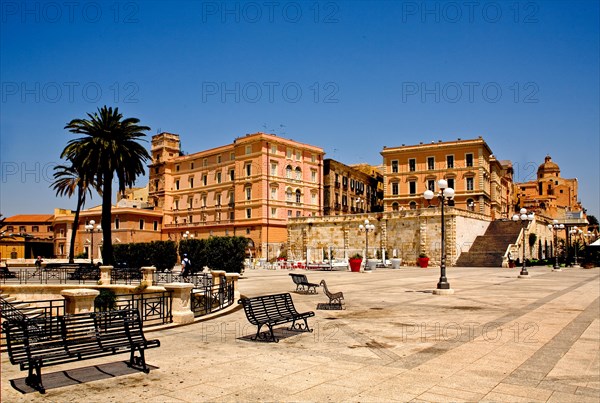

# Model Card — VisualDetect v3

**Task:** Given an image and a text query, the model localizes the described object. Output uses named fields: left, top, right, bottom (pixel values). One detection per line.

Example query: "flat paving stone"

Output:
left=1, top=266, right=599, bottom=402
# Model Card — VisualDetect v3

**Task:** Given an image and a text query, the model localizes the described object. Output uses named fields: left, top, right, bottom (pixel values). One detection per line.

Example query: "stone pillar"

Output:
left=225, top=273, right=240, bottom=298
left=99, top=265, right=113, bottom=285
left=210, top=270, right=226, bottom=287
left=61, top=288, right=100, bottom=314
left=163, top=283, right=195, bottom=324
left=141, top=266, right=156, bottom=286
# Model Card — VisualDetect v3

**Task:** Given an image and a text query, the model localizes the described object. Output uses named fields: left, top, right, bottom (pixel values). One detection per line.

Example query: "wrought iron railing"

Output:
left=153, top=271, right=212, bottom=288
left=104, top=291, right=173, bottom=326
left=110, top=268, right=142, bottom=285
left=190, top=276, right=235, bottom=317
left=1, top=296, right=66, bottom=345
left=0, top=267, right=99, bottom=285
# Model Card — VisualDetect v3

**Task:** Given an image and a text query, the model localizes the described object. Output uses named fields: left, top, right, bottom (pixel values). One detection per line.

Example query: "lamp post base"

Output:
left=433, top=288, right=454, bottom=295
left=518, top=274, right=530, bottom=278
left=552, top=267, right=563, bottom=272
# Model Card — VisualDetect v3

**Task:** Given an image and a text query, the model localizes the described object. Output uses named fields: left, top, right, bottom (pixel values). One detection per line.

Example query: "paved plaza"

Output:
left=1, top=265, right=599, bottom=402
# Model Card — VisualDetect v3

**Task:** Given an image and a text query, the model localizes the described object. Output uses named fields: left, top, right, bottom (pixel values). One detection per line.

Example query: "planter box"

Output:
left=417, top=257, right=429, bottom=268
left=349, top=258, right=362, bottom=272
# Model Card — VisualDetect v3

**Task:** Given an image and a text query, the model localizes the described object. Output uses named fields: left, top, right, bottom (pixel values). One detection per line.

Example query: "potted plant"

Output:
left=417, top=253, right=429, bottom=268
left=349, top=253, right=363, bottom=272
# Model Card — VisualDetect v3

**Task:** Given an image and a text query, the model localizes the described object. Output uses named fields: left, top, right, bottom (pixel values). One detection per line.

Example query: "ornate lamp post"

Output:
left=84, top=220, right=102, bottom=264
left=569, top=226, right=583, bottom=267
left=547, top=220, right=565, bottom=271
left=358, top=219, right=375, bottom=270
left=423, top=179, right=455, bottom=294
left=512, top=208, right=534, bottom=277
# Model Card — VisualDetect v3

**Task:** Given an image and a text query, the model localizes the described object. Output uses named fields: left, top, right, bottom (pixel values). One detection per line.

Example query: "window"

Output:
left=216, top=172, right=222, bottom=184
left=427, top=157, right=435, bottom=170
left=201, top=195, right=207, bottom=207
left=115, top=218, right=120, bottom=230
left=217, top=155, right=221, bottom=164
left=246, top=187, right=252, bottom=200
left=246, top=208, right=252, bottom=218
left=190, top=162, right=194, bottom=170
left=174, top=199, right=179, bottom=210
left=202, top=175, right=207, bottom=186
left=286, top=188, right=293, bottom=201
left=391, top=160, right=399, bottom=173
left=154, top=180, right=159, bottom=191
left=311, top=170, right=317, bottom=183
left=295, top=167, right=302, bottom=180
left=228, top=191, right=234, bottom=204
left=409, top=201, right=417, bottom=210
left=288, top=210, right=292, bottom=217
left=6, top=226, right=13, bottom=232
left=153, top=221, right=158, bottom=231
left=409, top=181, right=416, bottom=195
left=203, top=158, right=208, bottom=167
left=428, top=180, right=435, bottom=191
left=139, top=219, right=145, bottom=230
left=189, top=177, right=194, bottom=188
left=246, top=164, right=251, bottom=177
left=245, top=145, right=252, bottom=155
left=311, top=192, right=317, bottom=204
left=466, top=153, right=473, bottom=167
left=216, top=193, right=222, bottom=205
left=342, top=195, right=347, bottom=206
left=392, top=202, right=399, bottom=211
left=392, top=182, right=399, bottom=195
left=216, top=212, right=221, bottom=222
left=447, top=178, right=455, bottom=190
left=176, top=165, right=180, bottom=172
left=466, top=177, right=474, bottom=191
left=296, top=211, right=301, bottom=217
left=286, top=148, right=292, bottom=158
left=229, top=211, right=234, bottom=220
left=271, top=187, right=277, bottom=200
left=296, top=150, right=301, bottom=160
left=189, top=215, right=193, bottom=223
left=311, top=154, right=316, bottom=163
left=271, top=162, right=277, bottom=176
left=271, top=207, right=277, bottom=217
left=295, top=189, right=301, bottom=203
left=350, top=179, right=355, bottom=190
left=286, top=165, right=292, bottom=179
left=230, top=152, right=235, bottom=160
left=229, top=169, right=235, bottom=181
left=409, top=159, right=416, bottom=172
left=175, top=179, right=180, bottom=190
left=32, top=226, right=39, bottom=232
left=467, top=198, right=475, bottom=211
left=447, top=155, right=454, bottom=168
left=271, top=145, right=277, bottom=154
left=187, top=198, right=193, bottom=209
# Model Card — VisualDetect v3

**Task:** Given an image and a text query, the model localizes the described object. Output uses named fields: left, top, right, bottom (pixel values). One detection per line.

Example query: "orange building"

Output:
left=515, top=155, right=582, bottom=219
left=1, top=214, right=54, bottom=259
left=148, top=132, right=324, bottom=258
left=380, top=137, right=513, bottom=219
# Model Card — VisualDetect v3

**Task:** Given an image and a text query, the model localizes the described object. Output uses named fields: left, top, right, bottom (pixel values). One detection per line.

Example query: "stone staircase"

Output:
left=455, top=220, right=523, bottom=267
left=0, top=291, right=46, bottom=349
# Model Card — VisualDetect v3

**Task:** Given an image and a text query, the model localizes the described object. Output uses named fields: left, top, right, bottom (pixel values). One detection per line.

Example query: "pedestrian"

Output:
left=35, top=256, right=43, bottom=272
left=507, top=251, right=514, bottom=268
left=181, top=254, right=191, bottom=277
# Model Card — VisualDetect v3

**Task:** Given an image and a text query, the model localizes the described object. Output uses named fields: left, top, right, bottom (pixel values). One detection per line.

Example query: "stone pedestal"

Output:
left=99, top=265, right=113, bottom=285
left=141, top=266, right=156, bottom=286
left=433, top=288, right=455, bottom=295
left=210, top=270, right=226, bottom=287
left=225, top=272, right=240, bottom=294
left=61, top=288, right=100, bottom=314
left=163, top=283, right=195, bottom=324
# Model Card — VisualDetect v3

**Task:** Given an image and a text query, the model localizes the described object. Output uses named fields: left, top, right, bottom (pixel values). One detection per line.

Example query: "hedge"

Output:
left=113, top=240, right=177, bottom=271
left=179, top=236, right=248, bottom=274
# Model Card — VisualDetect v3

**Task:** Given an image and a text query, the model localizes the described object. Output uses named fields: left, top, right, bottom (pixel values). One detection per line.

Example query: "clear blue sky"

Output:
left=1, top=0, right=599, bottom=218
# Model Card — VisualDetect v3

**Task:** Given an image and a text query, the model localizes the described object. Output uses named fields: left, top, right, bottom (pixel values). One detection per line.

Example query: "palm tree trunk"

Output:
left=101, top=171, right=114, bottom=266
left=68, top=185, right=84, bottom=264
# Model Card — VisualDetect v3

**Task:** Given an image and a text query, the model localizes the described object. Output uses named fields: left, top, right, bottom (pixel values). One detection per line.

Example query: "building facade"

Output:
left=515, top=155, right=582, bottom=219
left=323, top=159, right=383, bottom=215
left=0, top=214, right=54, bottom=259
left=148, top=132, right=324, bottom=258
left=380, top=137, right=513, bottom=219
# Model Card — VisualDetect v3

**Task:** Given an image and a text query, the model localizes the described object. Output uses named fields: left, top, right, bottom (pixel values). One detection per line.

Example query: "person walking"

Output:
left=181, top=254, right=191, bottom=278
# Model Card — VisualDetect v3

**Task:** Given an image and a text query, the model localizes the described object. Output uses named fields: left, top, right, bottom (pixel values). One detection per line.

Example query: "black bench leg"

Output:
left=252, top=324, right=278, bottom=342
left=289, top=318, right=313, bottom=333
left=26, top=359, right=45, bottom=394
left=128, top=345, right=150, bottom=373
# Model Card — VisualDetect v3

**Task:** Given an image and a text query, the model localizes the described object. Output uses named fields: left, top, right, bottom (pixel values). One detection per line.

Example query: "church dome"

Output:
left=537, top=155, right=560, bottom=179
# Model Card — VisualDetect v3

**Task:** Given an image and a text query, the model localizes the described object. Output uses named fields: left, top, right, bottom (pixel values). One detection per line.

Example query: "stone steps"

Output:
left=456, top=220, right=522, bottom=267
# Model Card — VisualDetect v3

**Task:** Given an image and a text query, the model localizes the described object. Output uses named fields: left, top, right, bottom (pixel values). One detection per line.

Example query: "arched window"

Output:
left=295, top=167, right=302, bottom=180
left=286, top=187, right=293, bottom=201
left=295, top=189, right=302, bottom=203
left=409, top=201, right=417, bottom=210
left=286, top=165, right=292, bottom=179
left=392, top=202, right=399, bottom=211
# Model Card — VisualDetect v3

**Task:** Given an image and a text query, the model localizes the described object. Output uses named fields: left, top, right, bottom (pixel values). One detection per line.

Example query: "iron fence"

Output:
left=0, top=267, right=100, bottom=285
left=190, top=276, right=235, bottom=317
left=104, top=291, right=173, bottom=326
left=154, top=271, right=213, bottom=288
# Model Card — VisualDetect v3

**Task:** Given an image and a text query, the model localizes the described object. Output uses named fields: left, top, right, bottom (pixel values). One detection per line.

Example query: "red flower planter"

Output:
left=417, top=257, right=429, bottom=268
left=349, top=258, right=362, bottom=272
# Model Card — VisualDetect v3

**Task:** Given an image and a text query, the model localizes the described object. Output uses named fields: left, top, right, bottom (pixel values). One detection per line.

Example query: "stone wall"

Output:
left=288, top=208, right=492, bottom=266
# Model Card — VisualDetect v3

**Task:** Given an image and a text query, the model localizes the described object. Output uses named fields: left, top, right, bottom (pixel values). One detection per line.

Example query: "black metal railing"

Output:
left=153, top=271, right=212, bottom=288
left=105, top=291, right=173, bottom=326
left=0, top=267, right=100, bottom=285
left=190, top=276, right=235, bottom=317
left=110, top=268, right=142, bottom=285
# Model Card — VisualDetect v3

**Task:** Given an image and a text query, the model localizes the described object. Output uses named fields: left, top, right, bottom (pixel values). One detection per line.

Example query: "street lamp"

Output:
left=84, top=220, right=102, bottom=264
left=547, top=220, right=565, bottom=271
left=423, top=179, right=455, bottom=294
left=512, top=208, right=534, bottom=277
left=569, top=226, right=583, bottom=267
left=358, top=219, right=375, bottom=270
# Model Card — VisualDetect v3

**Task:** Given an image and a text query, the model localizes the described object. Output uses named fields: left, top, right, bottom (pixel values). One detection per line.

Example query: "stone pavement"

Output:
left=1, top=266, right=599, bottom=402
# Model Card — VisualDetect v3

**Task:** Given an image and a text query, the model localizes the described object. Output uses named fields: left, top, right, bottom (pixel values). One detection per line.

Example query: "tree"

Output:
left=51, top=162, right=98, bottom=263
left=62, top=106, right=150, bottom=266
left=587, top=215, right=599, bottom=228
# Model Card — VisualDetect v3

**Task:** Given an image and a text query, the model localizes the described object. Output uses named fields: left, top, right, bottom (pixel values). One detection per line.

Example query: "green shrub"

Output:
left=95, top=289, right=116, bottom=311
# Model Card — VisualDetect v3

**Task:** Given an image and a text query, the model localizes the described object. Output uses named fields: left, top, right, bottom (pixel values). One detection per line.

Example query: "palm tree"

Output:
left=51, top=163, right=97, bottom=263
left=61, top=106, right=150, bottom=266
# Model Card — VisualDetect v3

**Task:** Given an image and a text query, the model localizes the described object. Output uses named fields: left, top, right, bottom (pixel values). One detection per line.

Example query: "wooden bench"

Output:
left=238, top=293, right=315, bottom=342
left=289, top=273, right=319, bottom=294
left=2, top=308, right=160, bottom=393
left=320, top=279, right=345, bottom=309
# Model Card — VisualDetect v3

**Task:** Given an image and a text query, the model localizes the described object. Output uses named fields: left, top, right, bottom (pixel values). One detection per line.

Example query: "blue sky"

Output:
left=1, top=0, right=599, bottom=218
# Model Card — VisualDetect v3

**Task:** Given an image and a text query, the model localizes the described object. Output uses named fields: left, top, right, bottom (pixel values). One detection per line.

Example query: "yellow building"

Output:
left=1, top=214, right=54, bottom=259
left=380, top=137, right=513, bottom=219
left=148, top=132, right=324, bottom=258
